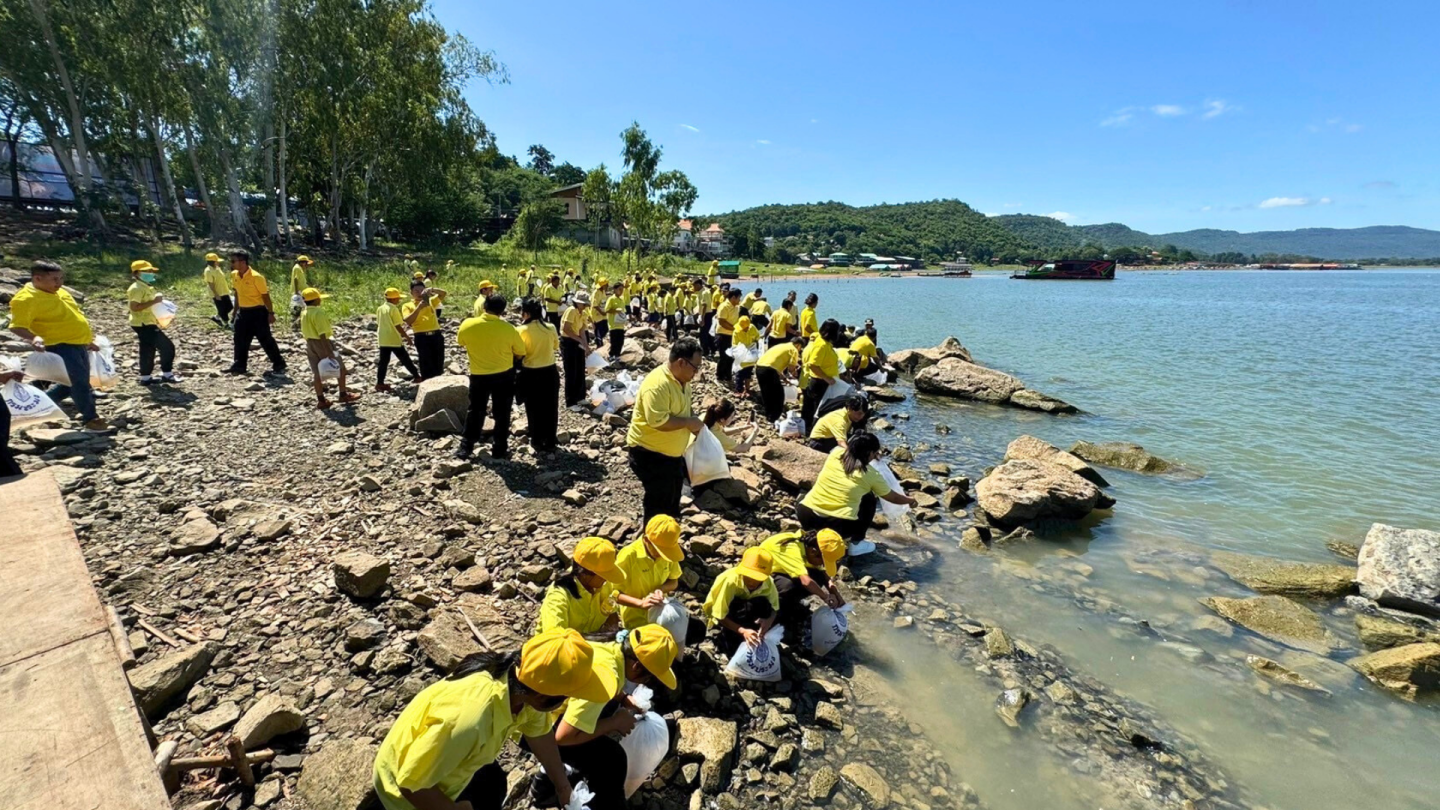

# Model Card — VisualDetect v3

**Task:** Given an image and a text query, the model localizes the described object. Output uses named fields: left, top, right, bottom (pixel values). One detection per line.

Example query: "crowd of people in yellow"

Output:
left=3, top=253, right=916, bottom=810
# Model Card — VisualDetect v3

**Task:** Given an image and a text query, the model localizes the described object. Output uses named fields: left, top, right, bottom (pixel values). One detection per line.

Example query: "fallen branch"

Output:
left=169, top=748, right=276, bottom=772
left=226, top=736, right=255, bottom=787
left=456, top=608, right=494, bottom=651
left=138, top=618, right=180, bottom=647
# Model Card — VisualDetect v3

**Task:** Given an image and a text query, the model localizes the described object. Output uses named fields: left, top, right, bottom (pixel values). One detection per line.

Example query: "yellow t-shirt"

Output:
left=760, top=532, right=811, bottom=579
left=732, top=325, right=760, bottom=367
left=709, top=422, right=738, bottom=452
left=715, top=301, right=740, bottom=336
left=809, top=407, right=852, bottom=442
left=377, top=302, right=405, bottom=348
left=538, top=579, right=616, bottom=635
left=614, top=539, right=682, bottom=629
left=646, top=291, right=661, bottom=312
left=801, top=447, right=892, bottom=520
left=374, top=671, right=554, bottom=810
left=203, top=265, right=231, bottom=297
left=694, top=291, right=710, bottom=316
left=560, top=306, right=588, bottom=341
left=800, top=306, right=819, bottom=338
left=8, top=284, right=93, bottom=346
left=756, top=343, right=798, bottom=373
left=662, top=292, right=678, bottom=316
left=802, top=338, right=840, bottom=384
left=702, top=566, right=780, bottom=627
left=519, top=320, right=558, bottom=368
left=625, top=366, right=693, bottom=457
left=300, top=306, right=333, bottom=340
left=290, top=264, right=308, bottom=294
left=457, top=314, right=526, bottom=375
left=127, top=280, right=159, bottom=327
left=850, top=335, right=877, bottom=363
left=710, top=289, right=723, bottom=309
left=558, top=642, right=626, bottom=734
left=230, top=269, right=269, bottom=309
left=541, top=283, right=565, bottom=313
left=769, top=308, right=793, bottom=339
left=403, top=293, right=445, bottom=334
left=749, top=300, right=772, bottom=318
left=604, top=295, right=626, bottom=331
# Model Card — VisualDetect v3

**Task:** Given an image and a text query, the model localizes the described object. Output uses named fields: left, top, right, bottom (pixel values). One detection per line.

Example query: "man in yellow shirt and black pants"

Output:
left=713, top=288, right=742, bottom=386
left=625, top=337, right=705, bottom=523
left=202, top=252, right=233, bottom=328
left=455, top=293, right=528, bottom=461
left=7, top=260, right=106, bottom=430
left=559, top=291, right=593, bottom=409
left=541, top=271, right=565, bottom=330
left=225, top=250, right=286, bottom=378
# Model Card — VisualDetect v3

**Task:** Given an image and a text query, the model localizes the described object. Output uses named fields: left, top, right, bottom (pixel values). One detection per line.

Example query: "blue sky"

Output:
left=432, top=0, right=1437, bottom=234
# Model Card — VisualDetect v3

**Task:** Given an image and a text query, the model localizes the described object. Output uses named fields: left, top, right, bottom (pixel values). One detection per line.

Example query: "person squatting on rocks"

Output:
left=375, top=287, right=421, bottom=393
left=299, top=288, right=361, bottom=409
left=7, top=260, right=108, bottom=430
left=760, top=528, right=848, bottom=616
left=201, top=252, right=233, bottom=328
left=516, top=297, right=561, bottom=454
left=703, top=546, right=780, bottom=656
left=225, top=250, right=287, bottom=379
left=807, top=394, right=869, bottom=453
left=625, top=338, right=705, bottom=524
left=126, top=260, right=180, bottom=385
left=703, top=398, right=757, bottom=456
left=798, top=432, right=917, bottom=546
left=611, top=515, right=706, bottom=644
left=538, top=535, right=625, bottom=635
left=455, top=293, right=526, bottom=461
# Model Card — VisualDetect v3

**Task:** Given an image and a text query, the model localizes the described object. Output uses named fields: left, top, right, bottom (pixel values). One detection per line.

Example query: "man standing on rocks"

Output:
left=626, top=337, right=704, bottom=523
left=225, top=250, right=286, bottom=378
left=455, top=293, right=527, bottom=461
left=289, top=255, right=313, bottom=328
left=126, top=260, right=179, bottom=385
left=202, top=252, right=233, bottom=328
left=8, top=260, right=107, bottom=430
left=560, top=291, right=592, bottom=409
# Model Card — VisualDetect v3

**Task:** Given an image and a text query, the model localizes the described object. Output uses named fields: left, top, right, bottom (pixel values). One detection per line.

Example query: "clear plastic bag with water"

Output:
left=871, top=460, right=909, bottom=521
left=317, top=358, right=341, bottom=381
left=648, top=597, right=691, bottom=653
left=89, top=336, right=118, bottom=391
left=152, top=299, right=178, bottom=329
left=24, top=351, right=70, bottom=385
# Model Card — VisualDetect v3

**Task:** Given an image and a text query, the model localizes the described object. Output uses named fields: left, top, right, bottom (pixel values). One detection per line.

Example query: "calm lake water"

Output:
left=780, top=269, right=1440, bottom=810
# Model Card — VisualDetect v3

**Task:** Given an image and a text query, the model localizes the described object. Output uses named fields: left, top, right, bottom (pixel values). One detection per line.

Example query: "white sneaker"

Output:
left=138, top=375, right=154, bottom=385
left=160, top=372, right=182, bottom=383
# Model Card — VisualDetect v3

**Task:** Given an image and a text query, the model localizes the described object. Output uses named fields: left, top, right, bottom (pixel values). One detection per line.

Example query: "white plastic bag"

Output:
left=708, top=316, right=718, bottom=336
left=774, top=410, right=805, bottom=439
left=810, top=604, right=854, bottom=656
left=619, top=684, right=668, bottom=797
left=24, top=351, right=70, bottom=385
left=726, top=343, right=758, bottom=365
left=683, top=427, right=731, bottom=486
left=818, top=379, right=852, bottom=408
left=585, top=352, right=609, bottom=370
left=615, top=371, right=639, bottom=407
left=3, top=379, right=62, bottom=427
left=782, top=384, right=799, bottom=404
left=863, top=369, right=887, bottom=386
left=725, top=625, right=784, bottom=682
left=152, top=299, right=178, bottom=329
left=648, top=597, right=691, bottom=653
left=563, top=779, right=594, bottom=810
left=290, top=293, right=305, bottom=309
left=871, top=460, right=909, bottom=521
left=317, top=358, right=341, bottom=381
left=89, top=336, right=118, bottom=391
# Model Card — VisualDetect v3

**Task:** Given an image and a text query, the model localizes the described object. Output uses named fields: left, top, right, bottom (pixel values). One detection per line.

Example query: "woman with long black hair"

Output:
left=538, top=536, right=627, bottom=636
left=799, top=318, right=842, bottom=432
left=797, top=432, right=916, bottom=545
left=517, top=298, right=561, bottom=454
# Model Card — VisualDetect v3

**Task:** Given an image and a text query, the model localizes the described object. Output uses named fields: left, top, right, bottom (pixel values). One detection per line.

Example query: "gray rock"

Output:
left=170, top=518, right=221, bottom=555
left=333, top=552, right=390, bottom=598
left=345, top=619, right=386, bottom=652
left=453, top=566, right=494, bottom=593
left=813, top=701, right=844, bottom=730
left=975, top=459, right=1102, bottom=527
left=1069, top=441, right=1184, bottom=475
left=1009, top=388, right=1079, bottom=414
left=839, top=762, right=891, bottom=807
left=128, top=642, right=217, bottom=718
left=252, top=519, right=292, bottom=542
left=1356, top=523, right=1440, bottom=618
left=444, top=499, right=485, bottom=525
left=25, top=428, right=89, bottom=446
left=808, top=766, right=840, bottom=803
left=1245, top=655, right=1330, bottom=694
left=1350, top=642, right=1440, bottom=700
left=889, top=337, right=973, bottom=377
left=1004, top=435, right=1108, bottom=486
left=757, top=442, right=829, bottom=492
left=234, top=693, right=306, bottom=749
left=410, top=375, right=470, bottom=428
left=995, top=688, right=1030, bottom=728
left=677, top=717, right=738, bottom=794
left=186, top=701, right=241, bottom=737
left=1200, top=595, right=1339, bottom=654
left=1355, top=613, right=1440, bottom=650
left=416, top=594, right=525, bottom=670
left=1211, top=551, right=1355, bottom=598
left=414, top=408, right=463, bottom=434
left=296, top=739, right=378, bottom=810
left=984, top=628, right=1015, bottom=658
left=914, top=358, right=1023, bottom=403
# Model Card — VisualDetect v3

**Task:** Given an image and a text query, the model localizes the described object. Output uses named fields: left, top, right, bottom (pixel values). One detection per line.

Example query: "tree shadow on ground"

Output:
left=143, top=386, right=199, bottom=408
left=472, top=445, right=611, bottom=497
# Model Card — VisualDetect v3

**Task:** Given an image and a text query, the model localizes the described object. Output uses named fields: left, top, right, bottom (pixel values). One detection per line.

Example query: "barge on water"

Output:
left=1012, top=259, right=1116, bottom=280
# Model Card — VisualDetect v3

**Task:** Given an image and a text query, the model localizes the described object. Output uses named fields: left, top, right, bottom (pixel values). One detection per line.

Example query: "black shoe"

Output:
left=222, top=366, right=247, bottom=375
left=490, top=450, right=512, bottom=461
left=453, top=443, right=473, bottom=460
left=263, top=368, right=287, bottom=380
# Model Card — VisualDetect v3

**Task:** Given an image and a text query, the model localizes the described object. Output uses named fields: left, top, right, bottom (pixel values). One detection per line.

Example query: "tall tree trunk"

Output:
left=278, top=116, right=289, bottom=246
left=218, top=144, right=260, bottom=255
left=357, top=162, right=372, bottom=252
left=4, top=109, right=25, bottom=211
left=183, top=122, right=223, bottom=240
left=327, top=138, right=343, bottom=246
left=262, top=118, right=277, bottom=243
left=27, top=0, right=104, bottom=234
left=150, top=115, right=191, bottom=248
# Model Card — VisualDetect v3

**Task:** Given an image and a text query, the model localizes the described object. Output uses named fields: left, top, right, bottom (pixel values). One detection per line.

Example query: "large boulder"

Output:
left=333, top=552, right=390, bottom=598
left=1211, top=551, right=1356, bottom=598
left=1356, top=523, right=1440, bottom=618
left=1350, top=642, right=1440, bottom=700
left=757, top=442, right=830, bottom=492
left=677, top=717, right=738, bottom=793
left=296, top=739, right=378, bottom=810
left=889, top=337, right=973, bottom=377
left=128, top=642, right=217, bottom=718
left=1003, top=435, right=1108, bottom=486
left=618, top=339, right=646, bottom=367
left=1069, top=441, right=1182, bottom=475
left=416, top=593, right=526, bottom=670
left=914, top=358, right=1023, bottom=404
left=234, top=694, right=306, bottom=749
left=413, top=408, right=462, bottom=434
left=410, top=375, right=470, bottom=429
left=975, top=459, right=1103, bottom=527
left=1199, top=595, right=1339, bottom=654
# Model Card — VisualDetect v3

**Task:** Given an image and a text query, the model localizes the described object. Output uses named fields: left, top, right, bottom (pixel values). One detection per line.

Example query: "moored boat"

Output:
left=1012, top=259, right=1116, bottom=280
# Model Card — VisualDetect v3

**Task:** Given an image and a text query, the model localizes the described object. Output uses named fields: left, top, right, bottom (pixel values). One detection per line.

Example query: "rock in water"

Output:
left=888, top=337, right=973, bottom=377
left=1008, top=388, right=1079, bottom=414
left=296, top=739, right=377, bottom=810
left=839, top=762, right=891, bottom=807
left=1211, top=551, right=1356, bottom=598
left=128, top=642, right=217, bottom=718
left=1069, top=441, right=1182, bottom=475
left=1003, top=435, right=1108, bottom=486
left=1350, top=642, right=1440, bottom=700
left=975, top=459, right=1102, bottom=527
left=1245, top=655, right=1331, bottom=694
left=1356, top=523, right=1440, bottom=618
left=1199, top=595, right=1339, bottom=654
left=234, top=694, right=306, bottom=748
left=332, top=551, right=390, bottom=598
left=914, top=358, right=1023, bottom=403
left=994, top=688, right=1031, bottom=728
left=410, top=375, right=470, bottom=428
left=1355, top=613, right=1440, bottom=650
left=677, top=717, right=738, bottom=794
left=757, top=442, right=829, bottom=492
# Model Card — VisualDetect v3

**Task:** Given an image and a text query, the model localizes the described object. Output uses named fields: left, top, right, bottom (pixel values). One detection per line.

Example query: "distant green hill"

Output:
left=999, top=219, right=1440, bottom=260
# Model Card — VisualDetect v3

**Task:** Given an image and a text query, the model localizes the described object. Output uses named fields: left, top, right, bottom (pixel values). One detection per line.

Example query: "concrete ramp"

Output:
left=0, top=471, right=169, bottom=810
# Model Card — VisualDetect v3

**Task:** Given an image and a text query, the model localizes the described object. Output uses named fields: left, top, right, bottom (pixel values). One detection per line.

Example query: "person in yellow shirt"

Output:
left=472, top=279, right=499, bottom=317
left=800, top=292, right=820, bottom=340
left=559, top=291, right=593, bottom=409
left=289, top=255, right=313, bottom=327
left=713, top=288, right=742, bottom=385
left=807, top=394, right=869, bottom=453
left=739, top=288, right=759, bottom=311
left=702, top=399, right=757, bottom=456
left=798, top=434, right=915, bottom=546
left=702, top=547, right=780, bottom=656
left=201, top=252, right=233, bottom=328
left=729, top=314, right=761, bottom=394
left=563, top=269, right=578, bottom=295
left=603, top=282, right=628, bottom=362
left=800, top=319, right=843, bottom=431
left=625, top=338, right=704, bottom=523
left=373, top=629, right=610, bottom=810
left=403, top=280, right=448, bottom=380
left=517, top=298, right=560, bottom=453
left=661, top=285, right=680, bottom=342
left=376, top=287, right=419, bottom=393
left=538, top=536, right=626, bottom=635
left=748, top=293, right=772, bottom=332
left=126, top=260, right=179, bottom=385
left=589, top=297, right=608, bottom=349
left=645, top=284, right=662, bottom=326
left=706, top=260, right=719, bottom=286
left=540, top=272, right=565, bottom=330
left=754, top=337, right=802, bottom=421
left=455, top=294, right=526, bottom=461
left=225, top=250, right=286, bottom=378
left=693, top=280, right=714, bottom=357
left=767, top=298, right=796, bottom=348
left=8, top=260, right=106, bottom=428
left=760, top=529, right=847, bottom=615
left=848, top=331, right=882, bottom=376
left=613, top=515, right=692, bottom=632
left=299, top=288, right=360, bottom=409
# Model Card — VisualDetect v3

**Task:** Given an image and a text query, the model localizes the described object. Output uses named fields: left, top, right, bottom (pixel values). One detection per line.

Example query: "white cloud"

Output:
left=1201, top=205, right=1213, bottom=211
left=1319, top=197, right=1333, bottom=204
left=1100, top=110, right=1134, bottom=127
left=679, top=123, right=700, bottom=133
left=1201, top=99, right=1236, bottom=119
left=1045, top=211, right=1076, bottom=222
left=809, top=118, right=819, bottom=124
left=1151, top=104, right=1186, bottom=116
left=755, top=139, right=771, bottom=145
left=1345, top=123, right=1363, bottom=133
left=1259, top=196, right=1315, bottom=209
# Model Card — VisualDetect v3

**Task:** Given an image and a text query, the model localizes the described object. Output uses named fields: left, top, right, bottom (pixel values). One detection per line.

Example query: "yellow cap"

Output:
left=205, top=252, right=221, bottom=263
left=478, top=279, right=498, bottom=291
left=413, top=271, right=425, bottom=280
left=816, top=529, right=846, bottom=577
left=297, top=255, right=313, bottom=264
left=629, top=624, right=679, bottom=689
left=301, top=287, right=327, bottom=302
left=736, top=547, right=774, bottom=582
left=645, top=515, right=683, bottom=562
left=573, top=536, right=627, bottom=585
left=445, top=260, right=455, bottom=267
left=737, top=316, right=751, bottom=330
left=518, top=629, right=619, bottom=703
left=130, top=260, right=155, bottom=273
left=384, top=287, right=402, bottom=300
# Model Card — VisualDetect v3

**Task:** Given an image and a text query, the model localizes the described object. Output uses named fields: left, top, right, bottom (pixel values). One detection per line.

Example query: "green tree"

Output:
left=527, top=144, right=554, bottom=175
left=511, top=198, right=563, bottom=259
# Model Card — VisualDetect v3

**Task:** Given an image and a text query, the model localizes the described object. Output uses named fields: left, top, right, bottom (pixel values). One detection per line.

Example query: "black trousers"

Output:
left=628, top=446, right=687, bottom=525
left=797, top=497, right=877, bottom=545
left=378, top=346, right=419, bottom=385
left=800, top=377, right=829, bottom=433
left=557, top=733, right=627, bottom=810
left=561, top=338, right=587, bottom=407
left=461, top=369, right=516, bottom=455
left=755, top=366, right=785, bottom=421
left=548, top=311, right=562, bottom=331
left=232, top=306, right=285, bottom=373
left=608, top=328, right=625, bottom=359
left=734, top=364, right=754, bottom=393
left=751, top=314, right=769, bottom=331
left=717, top=595, right=776, bottom=657
left=414, top=331, right=445, bottom=379
left=212, top=295, right=233, bottom=323
left=699, top=313, right=714, bottom=355
left=0, top=401, right=20, bottom=478
left=456, top=762, right=508, bottom=810
left=132, top=324, right=175, bottom=376
left=775, top=569, right=830, bottom=617
left=594, top=321, right=607, bottom=347
left=664, top=315, right=678, bottom=342
left=519, top=365, right=560, bottom=451
left=715, top=334, right=734, bottom=383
